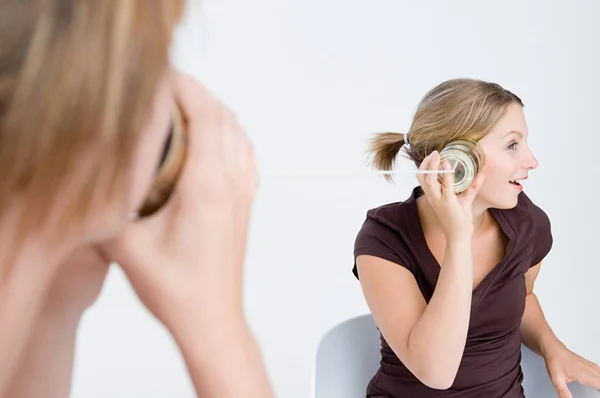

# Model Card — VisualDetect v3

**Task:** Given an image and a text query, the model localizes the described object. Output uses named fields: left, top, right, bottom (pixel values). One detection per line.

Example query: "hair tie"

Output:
left=404, top=132, right=410, bottom=145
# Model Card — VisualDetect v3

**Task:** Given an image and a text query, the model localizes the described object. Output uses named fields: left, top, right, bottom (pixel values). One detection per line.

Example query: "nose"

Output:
left=523, top=146, right=539, bottom=170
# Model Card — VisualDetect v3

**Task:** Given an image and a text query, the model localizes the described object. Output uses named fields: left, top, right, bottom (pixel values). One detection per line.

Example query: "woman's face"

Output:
left=126, top=71, right=176, bottom=217
left=474, top=103, right=539, bottom=210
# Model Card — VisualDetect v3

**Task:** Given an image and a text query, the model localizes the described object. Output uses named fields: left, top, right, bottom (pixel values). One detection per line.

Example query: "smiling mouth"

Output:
left=509, top=176, right=527, bottom=187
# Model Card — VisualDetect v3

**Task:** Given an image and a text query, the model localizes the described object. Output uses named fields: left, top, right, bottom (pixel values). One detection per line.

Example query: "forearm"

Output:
left=520, top=292, right=564, bottom=358
left=172, top=310, right=273, bottom=398
left=3, top=246, right=109, bottom=398
left=4, top=310, right=81, bottom=398
left=0, top=259, right=56, bottom=397
left=0, top=290, right=46, bottom=397
left=408, top=239, right=473, bottom=388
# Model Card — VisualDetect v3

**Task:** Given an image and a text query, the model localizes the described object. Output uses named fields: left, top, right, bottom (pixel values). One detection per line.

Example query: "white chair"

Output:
left=314, top=314, right=381, bottom=398
left=315, top=313, right=600, bottom=398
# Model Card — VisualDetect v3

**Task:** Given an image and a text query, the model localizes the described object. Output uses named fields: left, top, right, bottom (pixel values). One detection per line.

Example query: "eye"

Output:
left=508, top=141, right=518, bottom=151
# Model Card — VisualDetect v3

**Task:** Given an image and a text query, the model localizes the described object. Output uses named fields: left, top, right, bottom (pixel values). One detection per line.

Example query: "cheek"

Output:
left=477, top=159, right=506, bottom=195
left=480, top=155, right=514, bottom=184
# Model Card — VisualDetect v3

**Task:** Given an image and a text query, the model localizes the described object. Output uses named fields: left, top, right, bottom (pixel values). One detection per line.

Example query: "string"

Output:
left=260, top=170, right=455, bottom=176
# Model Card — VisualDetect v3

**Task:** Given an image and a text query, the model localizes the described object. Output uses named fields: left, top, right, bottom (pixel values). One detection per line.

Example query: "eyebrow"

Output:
left=504, top=130, right=523, bottom=138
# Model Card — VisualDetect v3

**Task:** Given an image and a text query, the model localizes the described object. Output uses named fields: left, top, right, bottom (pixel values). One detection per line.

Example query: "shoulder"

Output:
left=356, top=199, right=412, bottom=244
left=359, top=186, right=422, bottom=233
left=353, top=200, right=415, bottom=279
left=364, top=201, right=406, bottom=230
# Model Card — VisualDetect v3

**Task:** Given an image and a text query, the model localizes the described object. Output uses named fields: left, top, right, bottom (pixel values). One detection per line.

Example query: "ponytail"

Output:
left=367, top=132, right=406, bottom=181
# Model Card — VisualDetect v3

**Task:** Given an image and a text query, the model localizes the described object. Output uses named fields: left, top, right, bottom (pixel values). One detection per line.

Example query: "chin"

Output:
left=494, top=198, right=519, bottom=210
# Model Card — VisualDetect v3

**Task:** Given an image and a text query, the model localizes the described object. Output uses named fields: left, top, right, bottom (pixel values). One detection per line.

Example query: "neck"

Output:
left=470, top=197, right=491, bottom=234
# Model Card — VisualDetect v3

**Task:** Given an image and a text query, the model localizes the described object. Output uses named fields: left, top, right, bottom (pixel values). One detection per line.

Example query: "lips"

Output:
left=509, top=176, right=527, bottom=186
left=509, top=177, right=527, bottom=190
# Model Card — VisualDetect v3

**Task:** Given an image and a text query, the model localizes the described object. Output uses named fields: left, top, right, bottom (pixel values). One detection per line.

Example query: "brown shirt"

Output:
left=352, top=186, right=553, bottom=398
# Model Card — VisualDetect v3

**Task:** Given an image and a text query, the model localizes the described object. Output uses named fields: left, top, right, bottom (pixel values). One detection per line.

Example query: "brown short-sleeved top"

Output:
left=352, top=186, right=553, bottom=398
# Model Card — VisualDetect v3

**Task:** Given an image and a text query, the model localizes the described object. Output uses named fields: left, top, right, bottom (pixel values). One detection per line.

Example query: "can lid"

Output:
left=437, top=140, right=480, bottom=193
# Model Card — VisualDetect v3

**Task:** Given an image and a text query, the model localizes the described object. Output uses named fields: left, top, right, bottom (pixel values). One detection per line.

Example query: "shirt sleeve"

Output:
left=515, top=192, right=554, bottom=268
left=529, top=202, right=554, bottom=267
left=353, top=215, right=410, bottom=279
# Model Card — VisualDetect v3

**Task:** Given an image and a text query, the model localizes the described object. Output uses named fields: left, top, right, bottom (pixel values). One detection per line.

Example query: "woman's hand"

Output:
left=101, top=71, right=257, bottom=328
left=545, top=346, right=600, bottom=398
left=99, top=72, right=272, bottom=398
left=417, top=150, right=485, bottom=242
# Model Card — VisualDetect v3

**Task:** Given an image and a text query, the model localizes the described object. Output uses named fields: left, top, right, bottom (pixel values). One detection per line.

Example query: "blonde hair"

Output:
left=0, top=0, right=184, bottom=268
left=368, top=78, right=523, bottom=180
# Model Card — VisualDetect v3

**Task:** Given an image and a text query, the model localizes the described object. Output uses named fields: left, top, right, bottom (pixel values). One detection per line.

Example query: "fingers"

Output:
left=417, top=152, right=440, bottom=201
left=172, top=71, right=216, bottom=123
left=174, top=73, right=223, bottom=158
left=425, top=151, right=440, bottom=188
left=415, top=154, right=432, bottom=186
left=573, top=364, right=600, bottom=391
left=440, top=159, right=455, bottom=201
left=244, top=138, right=259, bottom=198
left=171, top=70, right=257, bottom=204
left=552, top=378, right=573, bottom=398
left=220, top=103, right=241, bottom=171
left=593, top=363, right=600, bottom=382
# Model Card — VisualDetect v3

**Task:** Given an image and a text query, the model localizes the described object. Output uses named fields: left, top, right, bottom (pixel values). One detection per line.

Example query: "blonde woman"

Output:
left=354, top=78, right=600, bottom=398
left=0, top=1, right=271, bottom=397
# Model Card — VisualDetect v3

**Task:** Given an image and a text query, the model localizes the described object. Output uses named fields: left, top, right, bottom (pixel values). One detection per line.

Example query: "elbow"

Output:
left=421, top=375, right=455, bottom=390
left=390, top=339, right=459, bottom=390
left=409, top=363, right=458, bottom=390
left=416, top=370, right=456, bottom=390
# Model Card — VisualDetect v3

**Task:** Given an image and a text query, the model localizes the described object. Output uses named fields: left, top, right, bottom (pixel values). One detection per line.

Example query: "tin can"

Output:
left=135, top=105, right=188, bottom=219
left=437, top=139, right=483, bottom=194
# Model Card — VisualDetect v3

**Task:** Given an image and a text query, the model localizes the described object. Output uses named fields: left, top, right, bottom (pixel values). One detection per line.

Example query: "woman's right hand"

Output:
left=101, top=71, right=258, bottom=330
left=100, top=72, right=273, bottom=397
left=416, top=150, right=485, bottom=242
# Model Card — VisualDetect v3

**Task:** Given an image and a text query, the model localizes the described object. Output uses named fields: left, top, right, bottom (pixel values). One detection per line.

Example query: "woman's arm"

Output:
left=4, top=309, right=82, bottom=398
left=357, top=238, right=474, bottom=390
left=3, top=246, right=110, bottom=398
left=170, top=310, right=272, bottom=398
left=356, top=152, right=485, bottom=390
left=521, top=262, right=600, bottom=396
left=520, top=263, right=564, bottom=357
left=0, top=242, right=62, bottom=398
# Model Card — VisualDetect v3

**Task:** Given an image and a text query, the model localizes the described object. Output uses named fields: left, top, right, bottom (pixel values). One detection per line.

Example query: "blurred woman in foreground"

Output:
left=0, top=1, right=272, bottom=397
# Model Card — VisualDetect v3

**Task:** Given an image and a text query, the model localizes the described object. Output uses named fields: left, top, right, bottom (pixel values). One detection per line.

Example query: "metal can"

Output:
left=437, top=138, right=483, bottom=194
left=135, top=105, right=188, bottom=219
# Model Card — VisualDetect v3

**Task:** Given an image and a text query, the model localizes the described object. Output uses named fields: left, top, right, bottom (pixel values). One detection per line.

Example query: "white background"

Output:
left=71, top=0, right=600, bottom=397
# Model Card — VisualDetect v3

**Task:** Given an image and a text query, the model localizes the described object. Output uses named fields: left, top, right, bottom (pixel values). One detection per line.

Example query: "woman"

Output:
left=0, top=1, right=272, bottom=397
left=353, top=78, right=600, bottom=398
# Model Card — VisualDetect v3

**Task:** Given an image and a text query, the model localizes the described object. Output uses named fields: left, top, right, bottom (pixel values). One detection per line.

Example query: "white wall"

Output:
left=71, top=1, right=600, bottom=397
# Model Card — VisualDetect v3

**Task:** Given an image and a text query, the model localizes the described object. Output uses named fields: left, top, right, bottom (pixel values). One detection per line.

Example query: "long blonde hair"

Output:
left=368, top=78, right=523, bottom=180
left=0, top=0, right=184, bottom=269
